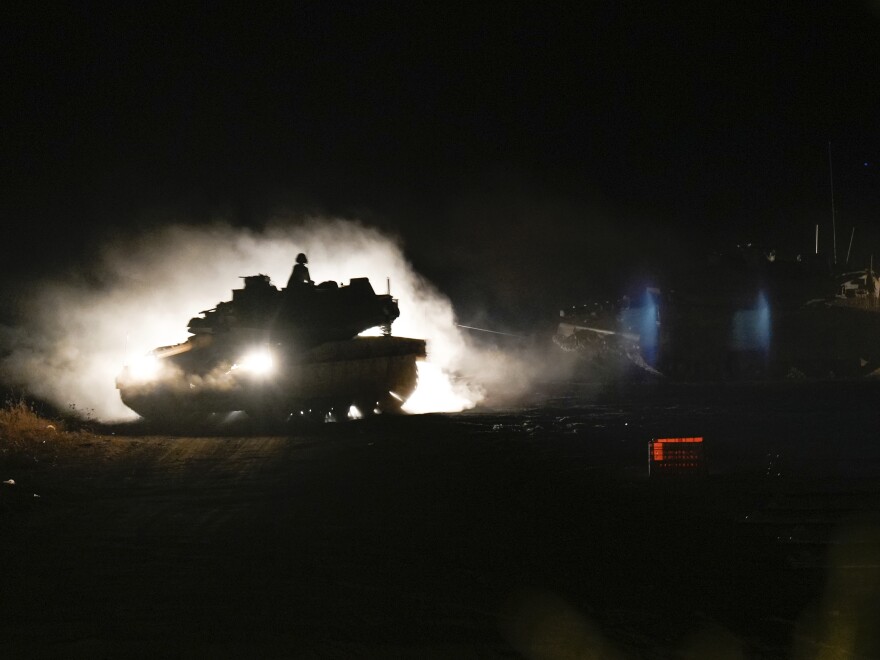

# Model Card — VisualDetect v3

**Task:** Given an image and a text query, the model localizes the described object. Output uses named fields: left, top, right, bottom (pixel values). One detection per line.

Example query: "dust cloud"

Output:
left=0, top=218, right=557, bottom=421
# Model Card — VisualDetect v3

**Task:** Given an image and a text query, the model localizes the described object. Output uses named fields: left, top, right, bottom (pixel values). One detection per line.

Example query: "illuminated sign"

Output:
left=649, top=437, right=705, bottom=476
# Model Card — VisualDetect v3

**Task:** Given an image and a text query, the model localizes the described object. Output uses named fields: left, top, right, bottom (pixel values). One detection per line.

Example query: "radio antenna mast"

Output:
left=828, top=141, right=838, bottom=265
left=846, top=227, right=855, bottom=265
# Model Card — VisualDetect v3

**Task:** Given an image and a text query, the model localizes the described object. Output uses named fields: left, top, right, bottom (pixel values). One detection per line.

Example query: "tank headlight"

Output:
left=234, top=348, right=275, bottom=376
left=128, top=353, right=160, bottom=382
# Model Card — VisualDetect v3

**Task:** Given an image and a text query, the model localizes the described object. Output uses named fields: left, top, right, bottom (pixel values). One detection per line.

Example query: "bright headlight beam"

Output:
left=128, top=353, right=160, bottom=381
left=233, top=348, right=275, bottom=375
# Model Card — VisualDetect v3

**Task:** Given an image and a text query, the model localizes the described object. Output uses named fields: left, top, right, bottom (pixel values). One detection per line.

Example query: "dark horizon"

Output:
left=4, top=2, right=880, bottom=327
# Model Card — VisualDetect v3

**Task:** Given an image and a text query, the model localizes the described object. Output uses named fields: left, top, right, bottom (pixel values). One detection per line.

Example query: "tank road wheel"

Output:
left=121, top=392, right=210, bottom=429
left=328, top=399, right=354, bottom=423
left=245, top=405, right=291, bottom=429
left=294, top=401, right=346, bottom=424
left=353, top=397, right=382, bottom=419
left=143, top=408, right=210, bottom=429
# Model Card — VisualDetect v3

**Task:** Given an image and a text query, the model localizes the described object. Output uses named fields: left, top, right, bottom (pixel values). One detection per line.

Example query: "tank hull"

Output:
left=117, top=336, right=426, bottom=422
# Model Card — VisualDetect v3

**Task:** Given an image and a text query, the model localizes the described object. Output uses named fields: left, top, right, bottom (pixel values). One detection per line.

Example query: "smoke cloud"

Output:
left=1, top=218, right=502, bottom=420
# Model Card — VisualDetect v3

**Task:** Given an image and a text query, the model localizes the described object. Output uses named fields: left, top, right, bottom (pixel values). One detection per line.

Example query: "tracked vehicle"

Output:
left=116, top=272, right=426, bottom=423
left=555, top=246, right=880, bottom=381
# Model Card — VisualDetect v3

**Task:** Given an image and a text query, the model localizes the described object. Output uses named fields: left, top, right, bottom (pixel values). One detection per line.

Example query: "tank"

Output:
left=555, top=245, right=880, bottom=381
left=116, top=272, right=426, bottom=424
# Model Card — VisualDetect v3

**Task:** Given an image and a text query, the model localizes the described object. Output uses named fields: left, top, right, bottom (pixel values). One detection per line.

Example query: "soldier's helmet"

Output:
left=296, top=253, right=308, bottom=264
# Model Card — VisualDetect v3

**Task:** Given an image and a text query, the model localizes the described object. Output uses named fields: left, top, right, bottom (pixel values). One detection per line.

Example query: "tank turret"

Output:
left=187, top=275, right=400, bottom=344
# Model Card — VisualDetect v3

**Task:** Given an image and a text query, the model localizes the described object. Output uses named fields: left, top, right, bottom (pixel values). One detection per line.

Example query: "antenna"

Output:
left=828, top=141, right=838, bottom=265
left=815, top=224, right=819, bottom=255
left=872, top=255, right=877, bottom=304
left=846, top=227, right=855, bottom=265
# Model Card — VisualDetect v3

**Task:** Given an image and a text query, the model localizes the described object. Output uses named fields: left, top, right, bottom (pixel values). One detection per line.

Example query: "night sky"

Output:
left=4, top=2, right=880, bottom=327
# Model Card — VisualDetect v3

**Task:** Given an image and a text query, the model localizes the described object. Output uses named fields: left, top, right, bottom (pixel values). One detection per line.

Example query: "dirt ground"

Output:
left=2, top=382, right=880, bottom=658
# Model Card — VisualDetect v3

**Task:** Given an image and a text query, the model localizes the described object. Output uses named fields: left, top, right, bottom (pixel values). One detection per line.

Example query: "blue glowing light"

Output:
left=731, top=292, right=771, bottom=352
left=638, top=289, right=659, bottom=365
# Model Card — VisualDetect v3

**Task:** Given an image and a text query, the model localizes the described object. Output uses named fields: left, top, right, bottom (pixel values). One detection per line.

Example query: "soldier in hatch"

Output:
left=286, top=252, right=313, bottom=289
